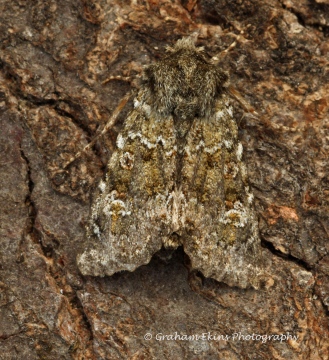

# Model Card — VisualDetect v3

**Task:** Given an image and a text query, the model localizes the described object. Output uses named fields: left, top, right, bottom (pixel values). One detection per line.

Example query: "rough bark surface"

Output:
left=0, top=0, right=328, bottom=359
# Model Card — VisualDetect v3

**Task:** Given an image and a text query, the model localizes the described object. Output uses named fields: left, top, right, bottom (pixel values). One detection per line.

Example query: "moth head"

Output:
left=165, top=34, right=204, bottom=54
left=144, top=36, right=229, bottom=119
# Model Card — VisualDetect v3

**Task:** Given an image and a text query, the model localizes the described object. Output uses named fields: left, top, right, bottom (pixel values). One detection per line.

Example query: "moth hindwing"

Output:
left=77, top=37, right=264, bottom=289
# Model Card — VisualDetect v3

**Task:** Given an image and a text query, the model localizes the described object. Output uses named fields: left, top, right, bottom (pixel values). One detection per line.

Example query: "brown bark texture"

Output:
left=0, top=0, right=329, bottom=359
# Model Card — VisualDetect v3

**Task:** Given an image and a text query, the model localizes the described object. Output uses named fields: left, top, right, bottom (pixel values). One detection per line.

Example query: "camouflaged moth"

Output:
left=77, top=37, right=264, bottom=289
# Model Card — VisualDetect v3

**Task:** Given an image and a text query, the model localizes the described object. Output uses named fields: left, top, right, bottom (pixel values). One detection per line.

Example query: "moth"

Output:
left=77, top=37, right=264, bottom=289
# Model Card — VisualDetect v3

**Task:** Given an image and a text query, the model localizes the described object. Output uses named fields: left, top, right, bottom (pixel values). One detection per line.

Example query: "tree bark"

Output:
left=0, top=0, right=328, bottom=358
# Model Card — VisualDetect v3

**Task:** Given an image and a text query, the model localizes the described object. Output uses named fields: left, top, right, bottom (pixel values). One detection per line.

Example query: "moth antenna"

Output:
left=63, top=93, right=130, bottom=169
left=209, top=29, right=258, bottom=116
left=226, top=85, right=258, bottom=116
